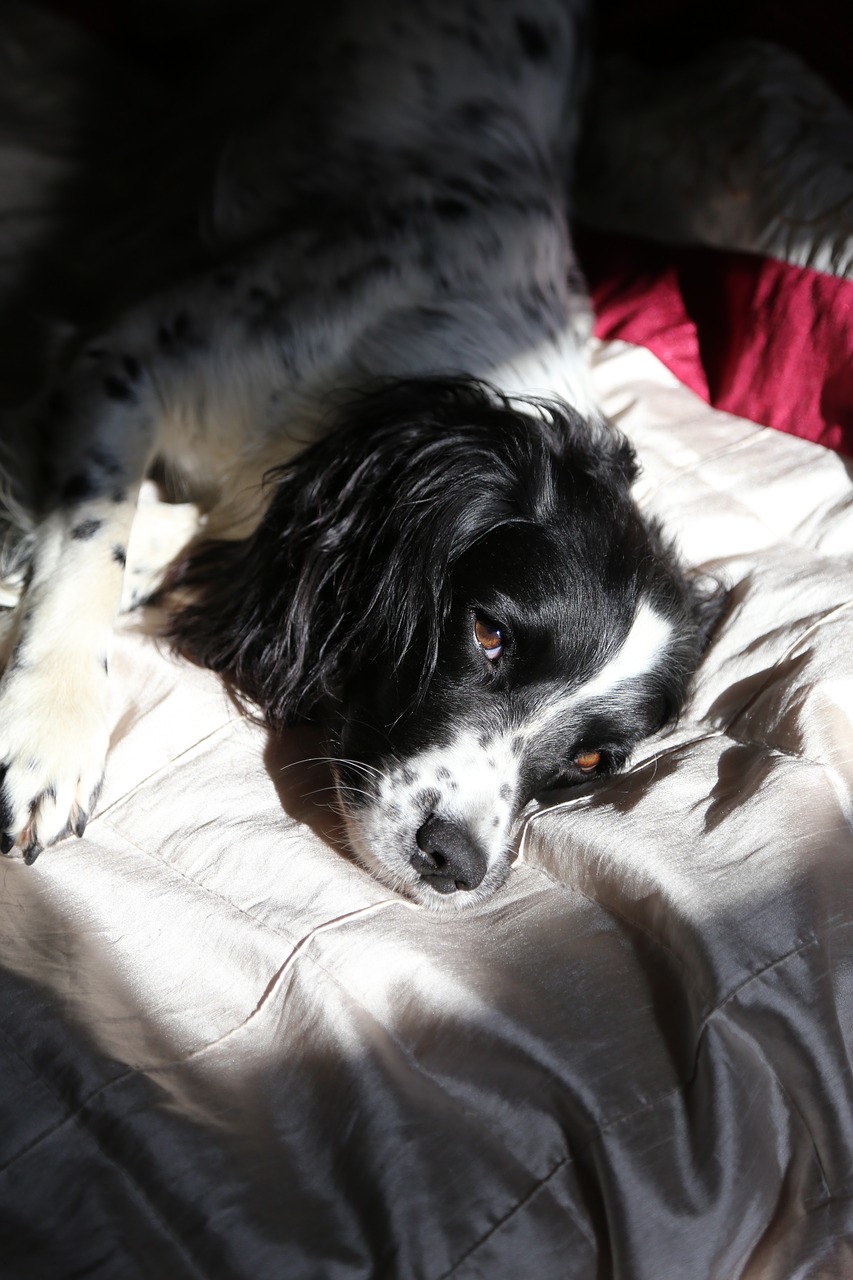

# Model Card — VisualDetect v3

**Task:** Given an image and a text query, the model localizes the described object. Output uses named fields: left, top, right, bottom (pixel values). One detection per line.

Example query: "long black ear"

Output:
left=688, top=571, right=731, bottom=659
left=164, top=376, right=605, bottom=729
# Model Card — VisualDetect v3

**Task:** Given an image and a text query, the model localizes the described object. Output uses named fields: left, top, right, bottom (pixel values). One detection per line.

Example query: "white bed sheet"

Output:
left=2, top=340, right=852, bottom=1278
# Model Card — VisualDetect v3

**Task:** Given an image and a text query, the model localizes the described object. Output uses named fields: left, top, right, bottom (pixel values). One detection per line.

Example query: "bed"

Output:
left=1, top=3, right=852, bottom=1276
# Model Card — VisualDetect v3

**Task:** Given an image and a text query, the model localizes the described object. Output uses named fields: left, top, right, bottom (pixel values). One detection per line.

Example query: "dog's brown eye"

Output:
left=575, top=749, right=602, bottom=773
left=474, top=616, right=503, bottom=661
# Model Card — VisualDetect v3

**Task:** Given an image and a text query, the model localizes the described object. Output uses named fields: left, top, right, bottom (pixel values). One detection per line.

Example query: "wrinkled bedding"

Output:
left=1, top=4, right=853, bottom=1278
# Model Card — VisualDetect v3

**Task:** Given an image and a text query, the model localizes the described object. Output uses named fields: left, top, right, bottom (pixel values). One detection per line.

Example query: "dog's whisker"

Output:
left=307, top=783, right=374, bottom=803
left=277, top=754, right=383, bottom=780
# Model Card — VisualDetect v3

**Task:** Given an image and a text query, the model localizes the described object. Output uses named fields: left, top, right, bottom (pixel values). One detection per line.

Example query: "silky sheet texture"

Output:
left=1, top=339, right=853, bottom=1279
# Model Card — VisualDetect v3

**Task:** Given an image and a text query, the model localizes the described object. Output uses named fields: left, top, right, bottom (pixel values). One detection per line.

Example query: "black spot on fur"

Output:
left=103, top=374, right=133, bottom=402
left=71, top=518, right=103, bottom=540
left=434, top=198, right=469, bottom=220
left=499, top=783, right=512, bottom=800
left=158, top=310, right=197, bottom=351
left=515, top=16, right=549, bottom=60
left=61, top=473, right=97, bottom=503
left=112, top=544, right=127, bottom=567
left=89, top=445, right=122, bottom=476
left=122, top=355, right=142, bottom=381
left=112, top=489, right=128, bottom=505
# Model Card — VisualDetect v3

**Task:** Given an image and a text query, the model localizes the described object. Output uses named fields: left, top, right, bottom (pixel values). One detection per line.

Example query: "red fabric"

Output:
left=577, top=229, right=853, bottom=456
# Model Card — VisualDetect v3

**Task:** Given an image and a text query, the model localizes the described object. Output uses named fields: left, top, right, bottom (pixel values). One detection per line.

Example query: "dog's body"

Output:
left=0, top=0, right=719, bottom=906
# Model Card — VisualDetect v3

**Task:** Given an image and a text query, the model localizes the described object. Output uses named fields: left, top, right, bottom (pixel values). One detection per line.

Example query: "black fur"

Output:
left=71, top=518, right=103, bottom=541
left=161, top=375, right=725, bottom=902
left=165, top=376, right=720, bottom=734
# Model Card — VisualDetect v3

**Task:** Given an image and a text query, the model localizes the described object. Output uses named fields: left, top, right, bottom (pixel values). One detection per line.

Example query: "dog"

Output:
left=0, top=0, right=722, bottom=907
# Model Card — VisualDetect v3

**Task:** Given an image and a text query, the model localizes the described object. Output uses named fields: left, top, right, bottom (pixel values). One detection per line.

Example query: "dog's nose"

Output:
left=412, top=816, right=487, bottom=893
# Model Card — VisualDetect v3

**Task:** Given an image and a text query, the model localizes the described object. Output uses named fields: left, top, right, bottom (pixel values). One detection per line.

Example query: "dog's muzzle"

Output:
left=410, top=816, right=488, bottom=894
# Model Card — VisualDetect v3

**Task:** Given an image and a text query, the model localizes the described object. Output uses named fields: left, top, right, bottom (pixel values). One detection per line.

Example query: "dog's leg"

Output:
left=0, top=202, right=579, bottom=862
left=0, top=236, right=390, bottom=861
left=0, top=349, right=155, bottom=861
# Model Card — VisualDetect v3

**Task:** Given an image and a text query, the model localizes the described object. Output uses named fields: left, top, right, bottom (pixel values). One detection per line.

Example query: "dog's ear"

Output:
left=588, top=419, right=640, bottom=489
left=165, top=376, right=584, bottom=728
left=688, top=572, right=731, bottom=659
left=163, top=528, right=303, bottom=727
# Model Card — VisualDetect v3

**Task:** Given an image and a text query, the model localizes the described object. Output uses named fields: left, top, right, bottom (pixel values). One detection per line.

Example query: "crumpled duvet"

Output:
left=2, top=340, right=852, bottom=1279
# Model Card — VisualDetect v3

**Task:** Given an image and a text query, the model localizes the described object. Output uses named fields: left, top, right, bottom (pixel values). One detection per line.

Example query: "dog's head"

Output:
left=167, top=377, right=724, bottom=907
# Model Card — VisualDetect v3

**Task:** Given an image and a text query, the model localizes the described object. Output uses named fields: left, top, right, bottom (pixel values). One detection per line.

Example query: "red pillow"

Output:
left=577, top=229, right=853, bottom=456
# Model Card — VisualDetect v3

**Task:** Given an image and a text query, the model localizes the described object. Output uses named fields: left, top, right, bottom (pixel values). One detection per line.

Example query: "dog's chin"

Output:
left=339, top=810, right=514, bottom=912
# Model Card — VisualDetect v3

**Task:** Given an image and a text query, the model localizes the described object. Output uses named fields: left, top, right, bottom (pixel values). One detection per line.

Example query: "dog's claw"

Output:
left=0, top=832, right=13, bottom=855
left=73, top=810, right=88, bottom=839
left=23, top=840, right=42, bottom=865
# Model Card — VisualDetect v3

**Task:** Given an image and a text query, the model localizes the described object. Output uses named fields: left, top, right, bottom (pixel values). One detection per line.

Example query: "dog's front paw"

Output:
left=0, top=662, right=110, bottom=863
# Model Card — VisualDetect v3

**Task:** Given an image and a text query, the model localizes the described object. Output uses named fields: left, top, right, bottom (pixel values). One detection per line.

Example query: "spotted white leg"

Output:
left=0, top=358, right=151, bottom=861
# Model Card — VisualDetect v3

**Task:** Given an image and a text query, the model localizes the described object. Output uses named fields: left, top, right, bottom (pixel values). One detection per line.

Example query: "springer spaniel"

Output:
left=0, top=0, right=722, bottom=906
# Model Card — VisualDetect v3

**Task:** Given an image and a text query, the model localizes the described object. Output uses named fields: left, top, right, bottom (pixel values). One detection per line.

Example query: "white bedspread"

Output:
left=3, top=338, right=852, bottom=1278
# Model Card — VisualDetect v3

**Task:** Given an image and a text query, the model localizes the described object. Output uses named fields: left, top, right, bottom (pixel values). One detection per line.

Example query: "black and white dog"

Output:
left=0, top=0, right=721, bottom=905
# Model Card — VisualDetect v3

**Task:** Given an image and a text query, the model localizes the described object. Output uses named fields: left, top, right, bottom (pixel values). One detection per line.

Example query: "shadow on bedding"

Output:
left=2, top=831, right=853, bottom=1280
